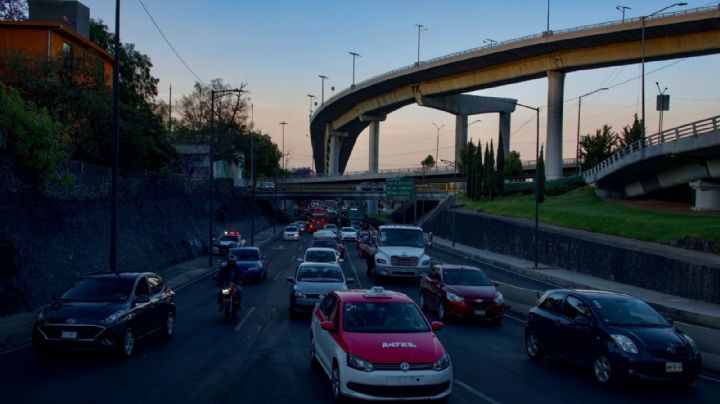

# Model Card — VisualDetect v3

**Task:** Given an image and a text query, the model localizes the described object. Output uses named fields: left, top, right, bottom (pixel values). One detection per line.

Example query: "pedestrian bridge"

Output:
left=582, top=115, right=720, bottom=209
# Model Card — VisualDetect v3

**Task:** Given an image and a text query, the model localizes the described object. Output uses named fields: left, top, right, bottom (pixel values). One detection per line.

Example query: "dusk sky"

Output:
left=82, top=0, right=720, bottom=171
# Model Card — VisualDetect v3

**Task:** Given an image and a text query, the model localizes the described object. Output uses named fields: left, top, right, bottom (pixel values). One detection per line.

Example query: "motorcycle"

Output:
left=218, top=282, right=242, bottom=321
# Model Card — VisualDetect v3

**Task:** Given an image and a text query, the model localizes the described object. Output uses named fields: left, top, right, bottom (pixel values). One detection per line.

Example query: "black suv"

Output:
left=525, top=289, right=701, bottom=386
left=32, top=272, right=176, bottom=358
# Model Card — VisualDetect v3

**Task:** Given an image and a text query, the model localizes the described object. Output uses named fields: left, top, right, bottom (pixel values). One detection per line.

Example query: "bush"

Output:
left=502, top=175, right=586, bottom=197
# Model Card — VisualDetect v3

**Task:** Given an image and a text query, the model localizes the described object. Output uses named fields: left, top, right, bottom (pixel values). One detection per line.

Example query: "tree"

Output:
left=472, top=142, right=483, bottom=200
left=421, top=154, right=435, bottom=169
left=536, top=146, right=546, bottom=204
left=496, top=135, right=505, bottom=196
left=291, top=167, right=313, bottom=177
left=504, top=150, right=524, bottom=178
left=619, top=114, right=644, bottom=148
left=579, top=124, right=618, bottom=170
left=0, top=82, right=72, bottom=187
left=0, top=0, right=27, bottom=20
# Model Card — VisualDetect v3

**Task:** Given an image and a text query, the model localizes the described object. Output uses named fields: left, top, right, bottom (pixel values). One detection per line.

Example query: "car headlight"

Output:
left=102, top=310, right=128, bottom=324
left=347, top=353, right=374, bottom=372
left=294, top=290, right=306, bottom=298
left=433, top=353, right=451, bottom=371
left=611, top=334, right=639, bottom=354
left=376, top=257, right=388, bottom=265
left=494, top=292, right=504, bottom=304
left=222, top=288, right=231, bottom=296
left=420, top=257, right=430, bottom=266
left=446, top=292, right=463, bottom=303
left=681, top=333, right=699, bottom=354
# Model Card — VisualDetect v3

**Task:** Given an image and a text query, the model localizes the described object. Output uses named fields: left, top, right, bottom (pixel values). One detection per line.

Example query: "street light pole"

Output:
left=307, top=94, right=316, bottom=117
left=110, top=0, right=120, bottom=273
left=616, top=5, right=631, bottom=22
left=415, top=24, right=427, bottom=64
left=546, top=0, right=550, bottom=33
left=319, top=75, right=328, bottom=104
left=250, top=103, right=256, bottom=246
left=279, top=121, right=288, bottom=171
left=641, top=3, right=687, bottom=139
left=656, top=82, right=668, bottom=133
left=209, top=88, right=244, bottom=267
left=432, top=122, right=445, bottom=173
left=515, top=102, right=541, bottom=269
left=576, top=87, right=608, bottom=173
left=349, top=52, right=361, bottom=87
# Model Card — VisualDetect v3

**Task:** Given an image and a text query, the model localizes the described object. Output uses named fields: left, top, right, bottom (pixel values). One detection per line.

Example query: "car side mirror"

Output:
left=134, top=295, right=151, bottom=305
left=574, top=316, right=592, bottom=326
left=320, top=320, right=336, bottom=332
left=346, top=278, right=355, bottom=284
left=286, top=276, right=295, bottom=283
left=431, top=321, right=444, bottom=331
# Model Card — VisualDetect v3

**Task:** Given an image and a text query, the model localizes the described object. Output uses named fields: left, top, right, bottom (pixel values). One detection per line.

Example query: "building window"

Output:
left=62, top=42, right=73, bottom=67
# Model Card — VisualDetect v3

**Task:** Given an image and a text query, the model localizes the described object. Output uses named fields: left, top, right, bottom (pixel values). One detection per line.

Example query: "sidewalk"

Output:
left=431, top=235, right=720, bottom=374
left=0, top=226, right=282, bottom=355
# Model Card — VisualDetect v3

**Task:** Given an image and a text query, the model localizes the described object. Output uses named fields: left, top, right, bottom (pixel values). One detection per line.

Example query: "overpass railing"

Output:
left=582, top=115, right=720, bottom=180
left=313, top=5, right=717, bottom=118
left=279, top=167, right=458, bottom=183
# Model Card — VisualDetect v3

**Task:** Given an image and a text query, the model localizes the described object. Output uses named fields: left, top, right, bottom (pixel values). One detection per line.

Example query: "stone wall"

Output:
left=423, top=210, right=720, bottom=304
left=0, top=158, right=271, bottom=315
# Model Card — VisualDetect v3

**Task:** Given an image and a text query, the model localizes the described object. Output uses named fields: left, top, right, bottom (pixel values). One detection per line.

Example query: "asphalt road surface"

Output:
left=1, top=234, right=719, bottom=404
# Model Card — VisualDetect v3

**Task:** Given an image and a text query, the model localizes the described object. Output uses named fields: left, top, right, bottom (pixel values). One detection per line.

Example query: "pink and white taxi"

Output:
left=310, top=287, right=452, bottom=401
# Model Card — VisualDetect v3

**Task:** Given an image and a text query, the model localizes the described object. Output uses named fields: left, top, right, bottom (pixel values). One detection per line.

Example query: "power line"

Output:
left=136, top=0, right=205, bottom=84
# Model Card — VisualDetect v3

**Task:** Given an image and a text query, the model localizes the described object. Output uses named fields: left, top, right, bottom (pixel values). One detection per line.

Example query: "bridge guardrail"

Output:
left=582, top=115, right=720, bottom=181
left=312, top=5, right=717, bottom=120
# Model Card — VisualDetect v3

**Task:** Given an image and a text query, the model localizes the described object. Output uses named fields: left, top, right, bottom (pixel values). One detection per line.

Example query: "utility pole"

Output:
left=349, top=52, right=361, bottom=87
left=279, top=121, right=288, bottom=171
left=110, top=0, right=120, bottom=273
left=319, top=75, right=328, bottom=104
left=415, top=24, right=427, bottom=64
left=616, top=5, right=631, bottom=22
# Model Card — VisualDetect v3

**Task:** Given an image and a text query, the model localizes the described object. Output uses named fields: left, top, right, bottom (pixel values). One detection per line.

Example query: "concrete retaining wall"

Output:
left=423, top=210, right=720, bottom=304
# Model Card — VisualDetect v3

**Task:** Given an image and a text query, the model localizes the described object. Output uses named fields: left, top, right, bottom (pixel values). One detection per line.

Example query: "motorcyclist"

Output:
left=216, top=254, right=243, bottom=311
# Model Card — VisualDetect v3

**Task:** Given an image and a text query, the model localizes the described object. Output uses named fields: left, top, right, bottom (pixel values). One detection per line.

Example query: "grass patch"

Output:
left=457, top=187, right=720, bottom=244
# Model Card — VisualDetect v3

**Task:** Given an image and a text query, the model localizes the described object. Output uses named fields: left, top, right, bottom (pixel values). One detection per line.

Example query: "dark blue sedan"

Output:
left=225, top=247, right=268, bottom=283
left=525, top=289, right=701, bottom=386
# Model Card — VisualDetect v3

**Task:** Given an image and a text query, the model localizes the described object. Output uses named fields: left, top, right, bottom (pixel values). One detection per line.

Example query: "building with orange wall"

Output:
left=0, top=20, right=113, bottom=86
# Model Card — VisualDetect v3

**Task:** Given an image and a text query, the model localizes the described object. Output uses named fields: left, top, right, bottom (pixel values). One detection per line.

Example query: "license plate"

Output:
left=474, top=310, right=486, bottom=316
left=666, top=362, right=683, bottom=373
left=61, top=331, right=77, bottom=339
left=387, top=376, right=425, bottom=385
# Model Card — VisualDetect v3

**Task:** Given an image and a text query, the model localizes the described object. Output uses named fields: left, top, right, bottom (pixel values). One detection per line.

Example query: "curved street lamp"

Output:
left=576, top=87, right=608, bottom=173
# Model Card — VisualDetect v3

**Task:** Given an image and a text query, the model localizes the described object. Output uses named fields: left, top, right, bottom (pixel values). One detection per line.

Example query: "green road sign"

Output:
left=386, top=177, right=416, bottom=199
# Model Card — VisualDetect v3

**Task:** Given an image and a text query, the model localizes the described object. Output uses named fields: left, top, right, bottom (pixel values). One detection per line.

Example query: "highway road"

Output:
left=1, top=234, right=719, bottom=403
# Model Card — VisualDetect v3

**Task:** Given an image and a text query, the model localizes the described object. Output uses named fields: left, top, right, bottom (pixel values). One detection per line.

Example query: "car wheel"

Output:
left=161, top=312, right=175, bottom=339
left=420, top=292, right=429, bottom=311
left=120, top=327, right=136, bottom=358
left=593, top=352, right=615, bottom=386
left=438, top=302, right=446, bottom=321
left=525, top=330, right=544, bottom=361
left=332, top=363, right=344, bottom=403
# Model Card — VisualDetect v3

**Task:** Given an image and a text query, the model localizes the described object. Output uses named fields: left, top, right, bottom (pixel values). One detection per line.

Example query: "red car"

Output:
left=419, top=265, right=504, bottom=324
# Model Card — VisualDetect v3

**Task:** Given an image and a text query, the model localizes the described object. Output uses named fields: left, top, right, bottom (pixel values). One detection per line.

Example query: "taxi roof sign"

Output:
left=364, top=286, right=392, bottom=298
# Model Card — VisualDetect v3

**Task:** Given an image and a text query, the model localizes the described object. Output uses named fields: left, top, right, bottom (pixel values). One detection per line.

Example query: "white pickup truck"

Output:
left=372, top=224, right=431, bottom=281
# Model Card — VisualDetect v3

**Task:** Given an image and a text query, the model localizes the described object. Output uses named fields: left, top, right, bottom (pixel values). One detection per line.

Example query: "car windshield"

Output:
left=341, top=227, right=355, bottom=232
left=343, top=302, right=430, bottom=333
left=297, top=266, right=343, bottom=282
left=378, top=228, right=424, bottom=248
left=442, top=269, right=492, bottom=286
left=61, top=277, right=134, bottom=302
left=285, top=227, right=298, bottom=232
left=312, top=214, right=324, bottom=220
left=590, top=296, right=668, bottom=327
left=219, top=235, right=237, bottom=241
left=305, top=251, right=336, bottom=262
left=232, top=249, right=260, bottom=261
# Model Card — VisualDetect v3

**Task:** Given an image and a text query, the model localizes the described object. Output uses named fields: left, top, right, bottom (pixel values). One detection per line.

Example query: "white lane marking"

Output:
left=504, top=313, right=527, bottom=324
left=274, top=271, right=282, bottom=281
left=346, top=250, right=363, bottom=289
left=700, top=374, right=720, bottom=383
left=0, top=343, right=31, bottom=356
left=234, top=307, right=256, bottom=332
left=454, top=379, right=503, bottom=404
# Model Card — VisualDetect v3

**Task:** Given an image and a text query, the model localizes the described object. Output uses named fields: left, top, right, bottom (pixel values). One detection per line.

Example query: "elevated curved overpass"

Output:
left=311, top=6, right=720, bottom=175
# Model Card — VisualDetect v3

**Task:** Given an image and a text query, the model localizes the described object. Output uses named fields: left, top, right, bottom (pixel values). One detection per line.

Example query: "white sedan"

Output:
left=339, top=227, right=358, bottom=242
left=283, top=226, right=300, bottom=241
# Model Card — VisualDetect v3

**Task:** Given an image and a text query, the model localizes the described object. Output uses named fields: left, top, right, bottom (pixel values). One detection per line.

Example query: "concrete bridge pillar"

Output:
left=455, top=115, right=468, bottom=169
left=546, top=70, right=565, bottom=179
left=499, top=112, right=511, bottom=159
left=328, top=135, right=341, bottom=176
left=368, top=120, right=380, bottom=174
